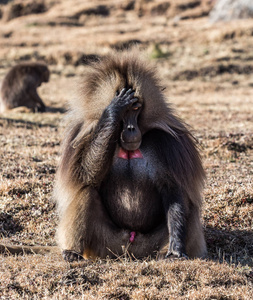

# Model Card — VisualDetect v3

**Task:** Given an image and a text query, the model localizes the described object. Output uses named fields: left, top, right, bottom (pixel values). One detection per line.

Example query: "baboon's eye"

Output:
left=132, top=102, right=142, bottom=111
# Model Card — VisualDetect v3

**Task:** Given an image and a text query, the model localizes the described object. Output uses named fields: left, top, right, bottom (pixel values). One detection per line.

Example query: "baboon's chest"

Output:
left=100, top=157, right=164, bottom=232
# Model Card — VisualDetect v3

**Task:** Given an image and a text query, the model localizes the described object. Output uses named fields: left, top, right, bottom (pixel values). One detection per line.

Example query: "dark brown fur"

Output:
left=0, top=61, right=49, bottom=113
left=54, top=52, right=206, bottom=260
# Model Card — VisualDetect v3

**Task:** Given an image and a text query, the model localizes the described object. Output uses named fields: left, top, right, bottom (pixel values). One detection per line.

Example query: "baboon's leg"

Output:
left=57, top=188, right=130, bottom=261
left=185, top=206, right=207, bottom=258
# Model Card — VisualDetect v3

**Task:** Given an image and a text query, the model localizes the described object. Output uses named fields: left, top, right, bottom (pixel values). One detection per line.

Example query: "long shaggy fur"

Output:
left=54, top=52, right=206, bottom=259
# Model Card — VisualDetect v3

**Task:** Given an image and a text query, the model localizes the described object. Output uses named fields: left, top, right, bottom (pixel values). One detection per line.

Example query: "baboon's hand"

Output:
left=62, top=250, right=84, bottom=262
left=110, top=88, right=139, bottom=118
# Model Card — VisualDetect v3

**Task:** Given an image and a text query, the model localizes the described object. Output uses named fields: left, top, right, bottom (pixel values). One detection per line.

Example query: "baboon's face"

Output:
left=120, top=101, right=142, bottom=151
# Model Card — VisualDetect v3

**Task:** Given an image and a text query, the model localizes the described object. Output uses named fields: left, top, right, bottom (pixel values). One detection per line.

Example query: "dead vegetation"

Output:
left=0, top=0, right=252, bottom=298
left=1, top=257, right=252, bottom=299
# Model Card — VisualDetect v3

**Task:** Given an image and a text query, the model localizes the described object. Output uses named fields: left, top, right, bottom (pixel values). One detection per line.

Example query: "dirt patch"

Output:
left=174, top=64, right=253, bottom=80
left=3, top=0, right=47, bottom=22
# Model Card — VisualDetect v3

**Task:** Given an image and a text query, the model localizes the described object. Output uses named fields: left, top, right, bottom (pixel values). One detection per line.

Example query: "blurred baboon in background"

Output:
left=0, top=62, right=49, bottom=113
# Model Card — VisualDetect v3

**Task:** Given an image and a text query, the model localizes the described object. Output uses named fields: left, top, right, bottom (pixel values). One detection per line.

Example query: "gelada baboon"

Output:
left=0, top=61, right=49, bottom=113
left=54, top=51, right=207, bottom=261
left=0, top=52, right=206, bottom=261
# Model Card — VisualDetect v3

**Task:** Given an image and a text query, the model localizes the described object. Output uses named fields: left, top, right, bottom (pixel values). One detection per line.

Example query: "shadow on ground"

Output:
left=205, top=226, right=253, bottom=267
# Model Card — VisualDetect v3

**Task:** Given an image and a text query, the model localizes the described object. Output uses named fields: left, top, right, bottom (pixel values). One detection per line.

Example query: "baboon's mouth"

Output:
left=120, top=138, right=142, bottom=152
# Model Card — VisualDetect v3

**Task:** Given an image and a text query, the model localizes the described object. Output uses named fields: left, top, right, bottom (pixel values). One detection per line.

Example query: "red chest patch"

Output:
left=118, top=148, right=143, bottom=160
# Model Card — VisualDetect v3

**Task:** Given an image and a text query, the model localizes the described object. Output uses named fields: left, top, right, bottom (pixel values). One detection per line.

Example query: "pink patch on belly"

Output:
left=118, top=148, right=143, bottom=160
left=129, top=231, right=136, bottom=243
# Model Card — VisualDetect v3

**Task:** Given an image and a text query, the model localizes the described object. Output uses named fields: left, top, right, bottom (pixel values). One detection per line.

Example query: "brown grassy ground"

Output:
left=0, top=1, right=252, bottom=299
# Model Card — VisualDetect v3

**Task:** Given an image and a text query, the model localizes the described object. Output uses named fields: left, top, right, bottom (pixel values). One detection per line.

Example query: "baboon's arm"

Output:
left=81, top=88, right=138, bottom=186
left=28, top=89, right=46, bottom=111
left=161, top=186, right=187, bottom=258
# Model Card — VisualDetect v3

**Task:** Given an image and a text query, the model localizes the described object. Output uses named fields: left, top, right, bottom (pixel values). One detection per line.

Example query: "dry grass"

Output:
left=0, top=0, right=252, bottom=299
left=0, top=256, right=251, bottom=299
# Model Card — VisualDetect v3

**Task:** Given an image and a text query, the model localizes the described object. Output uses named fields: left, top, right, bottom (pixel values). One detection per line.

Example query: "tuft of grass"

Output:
left=150, top=43, right=171, bottom=59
